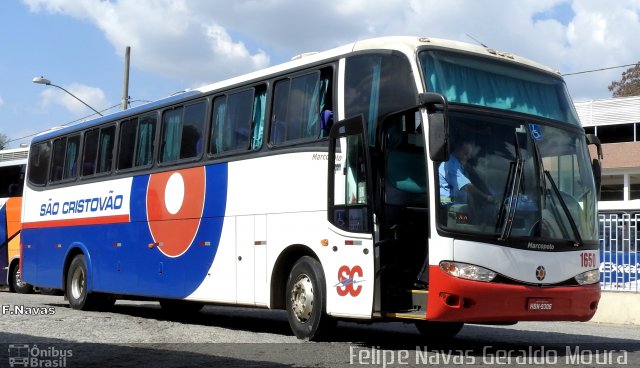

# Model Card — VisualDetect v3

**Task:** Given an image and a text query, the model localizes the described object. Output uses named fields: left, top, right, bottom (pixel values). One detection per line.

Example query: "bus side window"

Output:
left=136, top=114, right=156, bottom=166
left=96, top=126, right=115, bottom=174
left=28, top=142, right=51, bottom=186
left=50, top=137, right=67, bottom=182
left=209, top=89, right=254, bottom=154
left=182, top=102, right=206, bottom=158
left=118, top=118, right=139, bottom=170
left=166, top=101, right=206, bottom=161
left=270, top=67, right=332, bottom=145
left=63, top=135, right=80, bottom=180
left=81, top=129, right=99, bottom=176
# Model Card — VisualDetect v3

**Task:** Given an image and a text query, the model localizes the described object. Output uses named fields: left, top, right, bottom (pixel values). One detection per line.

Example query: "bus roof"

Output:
left=0, top=147, right=28, bottom=168
left=31, top=36, right=560, bottom=143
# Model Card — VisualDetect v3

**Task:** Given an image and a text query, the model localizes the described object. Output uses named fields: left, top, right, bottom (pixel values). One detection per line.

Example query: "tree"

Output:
left=608, top=62, right=640, bottom=97
left=0, top=132, right=8, bottom=150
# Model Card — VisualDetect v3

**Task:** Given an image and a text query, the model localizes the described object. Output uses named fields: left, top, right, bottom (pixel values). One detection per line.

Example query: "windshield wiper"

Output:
left=527, top=124, right=583, bottom=247
left=497, top=133, right=524, bottom=241
left=543, top=170, right=584, bottom=247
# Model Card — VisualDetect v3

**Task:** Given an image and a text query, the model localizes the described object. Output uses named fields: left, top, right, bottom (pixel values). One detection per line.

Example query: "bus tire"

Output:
left=285, top=256, right=334, bottom=341
left=66, top=254, right=114, bottom=310
left=10, top=263, right=34, bottom=294
left=414, top=321, right=464, bottom=339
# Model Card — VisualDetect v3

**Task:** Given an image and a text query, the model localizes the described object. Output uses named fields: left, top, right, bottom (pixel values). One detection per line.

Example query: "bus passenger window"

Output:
left=96, top=126, right=115, bottom=174
left=209, top=90, right=254, bottom=154
left=63, top=135, right=80, bottom=180
left=81, top=129, right=99, bottom=176
left=270, top=68, right=332, bottom=145
left=179, top=102, right=206, bottom=160
left=28, top=142, right=51, bottom=186
left=118, top=118, right=138, bottom=170
left=136, top=115, right=156, bottom=166
left=50, top=137, right=67, bottom=182
left=160, top=101, right=206, bottom=162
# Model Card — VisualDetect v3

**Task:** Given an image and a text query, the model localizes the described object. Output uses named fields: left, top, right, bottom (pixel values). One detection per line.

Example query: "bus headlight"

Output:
left=439, top=261, right=497, bottom=282
left=574, top=269, right=600, bottom=285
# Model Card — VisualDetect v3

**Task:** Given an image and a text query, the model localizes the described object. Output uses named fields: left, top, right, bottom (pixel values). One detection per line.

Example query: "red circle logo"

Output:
left=146, top=167, right=206, bottom=257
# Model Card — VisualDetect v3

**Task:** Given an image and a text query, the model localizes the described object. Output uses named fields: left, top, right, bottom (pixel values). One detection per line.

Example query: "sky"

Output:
left=1, top=0, right=640, bottom=148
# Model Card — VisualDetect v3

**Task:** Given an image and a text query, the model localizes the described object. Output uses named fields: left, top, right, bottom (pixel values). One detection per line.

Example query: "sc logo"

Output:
left=335, top=265, right=364, bottom=297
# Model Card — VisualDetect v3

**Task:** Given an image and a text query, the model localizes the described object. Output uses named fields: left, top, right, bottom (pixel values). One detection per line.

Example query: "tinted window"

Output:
left=182, top=102, right=206, bottom=158
left=118, top=119, right=137, bottom=170
left=345, top=54, right=417, bottom=144
left=82, top=129, right=99, bottom=176
left=63, top=135, right=80, bottom=180
left=160, top=101, right=205, bottom=163
left=118, top=116, right=156, bottom=170
left=49, top=135, right=80, bottom=182
left=210, top=90, right=253, bottom=154
left=28, top=142, right=51, bottom=186
left=50, top=137, right=67, bottom=182
left=270, top=69, right=332, bottom=145
left=96, top=126, right=115, bottom=174
left=135, top=115, right=156, bottom=166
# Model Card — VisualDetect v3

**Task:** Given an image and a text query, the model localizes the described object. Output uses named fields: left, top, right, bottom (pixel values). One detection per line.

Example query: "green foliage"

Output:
left=0, top=132, right=8, bottom=150
left=608, top=63, right=640, bottom=97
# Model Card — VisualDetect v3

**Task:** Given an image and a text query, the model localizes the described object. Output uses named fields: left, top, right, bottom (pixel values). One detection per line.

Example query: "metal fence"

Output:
left=599, top=212, right=640, bottom=292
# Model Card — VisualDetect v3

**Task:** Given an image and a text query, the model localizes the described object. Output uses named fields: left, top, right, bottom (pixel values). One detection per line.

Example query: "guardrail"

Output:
left=599, top=212, right=639, bottom=292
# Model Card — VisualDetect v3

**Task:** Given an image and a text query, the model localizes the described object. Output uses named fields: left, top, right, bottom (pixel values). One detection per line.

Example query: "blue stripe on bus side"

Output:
left=22, top=163, right=228, bottom=298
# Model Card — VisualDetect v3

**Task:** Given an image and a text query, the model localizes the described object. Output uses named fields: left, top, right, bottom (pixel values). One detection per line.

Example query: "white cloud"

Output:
left=39, top=83, right=109, bottom=116
left=0, top=96, right=4, bottom=108
left=22, top=0, right=640, bottom=99
left=23, top=0, right=270, bottom=86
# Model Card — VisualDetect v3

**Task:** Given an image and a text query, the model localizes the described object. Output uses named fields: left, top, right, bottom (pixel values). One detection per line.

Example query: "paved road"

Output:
left=1, top=290, right=638, bottom=367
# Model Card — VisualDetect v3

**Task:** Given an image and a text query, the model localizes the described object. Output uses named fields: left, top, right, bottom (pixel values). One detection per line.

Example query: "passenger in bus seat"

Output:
left=320, top=109, right=333, bottom=136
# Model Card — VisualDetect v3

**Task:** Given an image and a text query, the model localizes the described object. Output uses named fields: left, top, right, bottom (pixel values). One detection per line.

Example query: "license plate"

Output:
left=527, top=298, right=553, bottom=311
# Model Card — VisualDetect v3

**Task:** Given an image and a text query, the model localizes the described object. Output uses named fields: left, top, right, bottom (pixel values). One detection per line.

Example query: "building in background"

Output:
left=576, top=96, right=640, bottom=292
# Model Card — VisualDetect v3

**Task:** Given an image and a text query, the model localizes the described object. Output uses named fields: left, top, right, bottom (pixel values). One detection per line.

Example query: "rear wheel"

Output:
left=285, top=256, right=334, bottom=341
left=415, top=321, right=464, bottom=340
left=66, top=254, right=115, bottom=310
left=10, top=263, right=34, bottom=294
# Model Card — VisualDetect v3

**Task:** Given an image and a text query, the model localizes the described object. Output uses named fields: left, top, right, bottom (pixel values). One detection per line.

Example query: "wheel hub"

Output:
left=71, top=267, right=85, bottom=300
left=290, top=274, right=314, bottom=323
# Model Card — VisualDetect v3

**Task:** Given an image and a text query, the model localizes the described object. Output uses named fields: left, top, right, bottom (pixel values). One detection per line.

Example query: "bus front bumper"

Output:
left=425, top=265, right=600, bottom=323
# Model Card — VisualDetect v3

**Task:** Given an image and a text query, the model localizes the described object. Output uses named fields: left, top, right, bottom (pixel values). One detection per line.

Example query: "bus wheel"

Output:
left=414, top=321, right=464, bottom=340
left=66, top=254, right=114, bottom=310
left=285, top=256, right=334, bottom=341
left=10, top=263, right=34, bottom=294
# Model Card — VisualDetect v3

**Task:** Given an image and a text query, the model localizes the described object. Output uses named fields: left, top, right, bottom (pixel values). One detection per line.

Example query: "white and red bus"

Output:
left=0, top=147, right=30, bottom=293
left=21, top=37, right=602, bottom=340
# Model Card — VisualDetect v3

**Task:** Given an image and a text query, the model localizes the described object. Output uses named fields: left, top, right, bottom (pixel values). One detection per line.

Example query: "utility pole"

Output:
left=121, top=46, right=131, bottom=110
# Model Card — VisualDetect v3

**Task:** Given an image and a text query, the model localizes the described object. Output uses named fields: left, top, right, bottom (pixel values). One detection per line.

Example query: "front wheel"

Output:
left=10, top=263, right=34, bottom=294
left=66, top=254, right=114, bottom=310
left=285, top=256, right=334, bottom=341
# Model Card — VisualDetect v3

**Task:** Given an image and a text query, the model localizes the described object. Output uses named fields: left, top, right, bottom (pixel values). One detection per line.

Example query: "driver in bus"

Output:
left=439, top=140, right=494, bottom=208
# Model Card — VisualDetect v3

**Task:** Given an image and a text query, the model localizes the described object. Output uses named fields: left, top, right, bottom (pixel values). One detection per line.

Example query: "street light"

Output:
left=32, top=76, right=103, bottom=116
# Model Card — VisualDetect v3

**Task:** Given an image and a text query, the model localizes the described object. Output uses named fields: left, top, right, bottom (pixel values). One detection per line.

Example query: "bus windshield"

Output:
left=436, top=111, right=598, bottom=245
left=419, top=50, right=581, bottom=126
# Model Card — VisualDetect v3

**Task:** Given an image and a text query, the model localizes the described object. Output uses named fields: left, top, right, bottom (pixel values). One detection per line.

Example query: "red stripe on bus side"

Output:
left=22, top=214, right=130, bottom=229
